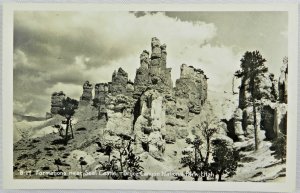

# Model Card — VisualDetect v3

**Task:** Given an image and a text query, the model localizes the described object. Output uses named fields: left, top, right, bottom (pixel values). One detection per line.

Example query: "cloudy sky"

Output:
left=13, top=11, right=288, bottom=116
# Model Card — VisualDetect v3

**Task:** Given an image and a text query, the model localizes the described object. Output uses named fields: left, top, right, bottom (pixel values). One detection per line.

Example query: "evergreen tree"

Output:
left=180, top=136, right=204, bottom=181
left=235, top=51, right=268, bottom=150
left=98, top=135, right=143, bottom=180
left=58, top=97, right=79, bottom=145
left=211, top=139, right=241, bottom=181
left=79, top=157, right=87, bottom=179
left=199, top=122, right=218, bottom=181
left=270, top=133, right=286, bottom=163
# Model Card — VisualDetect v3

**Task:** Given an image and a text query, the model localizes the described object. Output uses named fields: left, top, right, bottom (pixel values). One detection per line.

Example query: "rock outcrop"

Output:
left=49, top=37, right=208, bottom=160
left=111, top=68, right=129, bottom=96
left=238, top=72, right=277, bottom=110
left=134, top=89, right=166, bottom=159
left=80, top=81, right=93, bottom=102
left=278, top=57, right=288, bottom=104
left=231, top=59, right=288, bottom=143
left=134, top=37, right=173, bottom=96
left=50, top=91, right=65, bottom=114
left=175, top=64, right=208, bottom=114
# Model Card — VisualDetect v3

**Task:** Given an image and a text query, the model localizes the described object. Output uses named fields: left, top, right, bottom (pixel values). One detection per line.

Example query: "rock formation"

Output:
left=111, top=68, right=129, bottom=96
left=230, top=59, right=288, bottom=143
left=238, top=72, right=277, bottom=110
left=175, top=64, right=208, bottom=115
left=50, top=37, right=208, bottom=160
left=50, top=91, right=65, bottom=114
left=278, top=57, right=288, bottom=104
left=134, top=37, right=173, bottom=96
left=80, top=81, right=93, bottom=102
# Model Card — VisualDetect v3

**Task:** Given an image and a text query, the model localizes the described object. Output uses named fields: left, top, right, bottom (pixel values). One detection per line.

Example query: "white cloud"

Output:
left=45, top=82, right=82, bottom=101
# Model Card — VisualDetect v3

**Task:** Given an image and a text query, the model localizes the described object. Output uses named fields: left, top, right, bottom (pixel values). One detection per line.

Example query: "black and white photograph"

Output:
left=2, top=3, right=298, bottom=192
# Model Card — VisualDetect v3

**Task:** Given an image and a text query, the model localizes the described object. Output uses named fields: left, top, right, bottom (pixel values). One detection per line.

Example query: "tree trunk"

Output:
left=252, top=95, right=258, bottom=151
left=64, top=118, right=70, bottom=145
left=218, top=172, right=222, bottom=181
left=232, top=76, right=236, bottom=94
left=81, top=165, right=83, bottom=179
left=194, top=147, right=197, bottom=167
left=205, top=138, right=210, bottom=164
left=70, top=120, right=74, bottom=139
left=120, top=151, right=123, bottom=174
left=202, top=137, right=210, bottom=181
left=250, top=77, right=258, bottom=151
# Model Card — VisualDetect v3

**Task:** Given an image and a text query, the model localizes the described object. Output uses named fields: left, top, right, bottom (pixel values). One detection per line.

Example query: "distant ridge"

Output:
left=13, top=113, right=45, bottom=122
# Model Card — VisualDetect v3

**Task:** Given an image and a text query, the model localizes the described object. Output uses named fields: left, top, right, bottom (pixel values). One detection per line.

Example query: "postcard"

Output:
left=2, top=2, right=298, bottom=192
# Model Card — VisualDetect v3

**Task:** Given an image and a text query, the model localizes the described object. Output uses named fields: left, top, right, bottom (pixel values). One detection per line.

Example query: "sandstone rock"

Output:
left=260, top=105, right=276, bottom=140
left=234, top=121, right=245, bottom=141
left=51, top=91, right=65, bottom=114
left=278, top=59, right=288, bottom=103
left=175, top=64, right=207, bottom=110
left=151, top=37, right=161, bottom=59
left=175, top=99, right=189, bottom=120
left=105, top=110, right=133, bottom=136
left=94, top=83, right=109, bottom=104
left=165, top=100, right=176, bottom=116
left=148, top=131, right=165, bottom=160
left=138, top=90, right=166, bottom=132
left=80, top=81, right=93, bottom=102
left=134, top=67, right=150, bottom=96
left=67, top=150, right=95, bottom=167
left=164, top=126, right=176, bottom=144
left=238, top=71, right=277, bottom=109
left=101, top=133, right=121, bottom=147
left=176, top=127, right=189, bottom=139
left=160, top=44, right=167, bottom=69
left=140, top=50, right=150, bottom=68
left=188, top=103, right=201, bottom=114
left=111, top=68, right=128, bottom=96
left=150, top=95, right=165, bottom=131
left=218, top=122, right=228, bottom=135
left=246, top=125, right=254, bottom=138
left=134, top=38, right=173, bottom=96
left=142, top=126, right=153, bottom=134
left=126, top=81, right=134, bottom=95
left=48, top=38, right=210, bottom=153
left=150, top=58, right=160, bottom=66
left=234, top=108, right=243, bottom=121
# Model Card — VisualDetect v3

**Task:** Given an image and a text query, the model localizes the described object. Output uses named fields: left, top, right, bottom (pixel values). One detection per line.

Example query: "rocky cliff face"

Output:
left=278, top=57, right=288, bottom=104
left=238, top=72, right=278, bottom=109
left=134, top=37, right=173, bottom=96
left=80, top=81, right=93, bottom=103
left=50, top=37, right=208, bottom=160
left=175, top=64, right=208, bottom=114
left=50, top=91, right=66, bottom=114
left=229, top=60, right=288, bottom=143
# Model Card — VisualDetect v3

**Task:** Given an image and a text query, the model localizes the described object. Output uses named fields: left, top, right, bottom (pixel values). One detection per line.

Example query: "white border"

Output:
left=2, top=3, right=298, bottom=192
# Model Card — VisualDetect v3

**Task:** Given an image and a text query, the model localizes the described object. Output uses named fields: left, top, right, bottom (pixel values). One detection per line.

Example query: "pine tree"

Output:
left=235, top=51, right=268, bottom=150
left=199, top=122, right=218, bottom=181
left=98, top=135, right=143, bottom=180
left=211, top=139, right=241, bottom=181
left=270, top=133, right=286, bottom=163
left=180, top=136, right=204, bottom=181
left=58, top=97, right=79, bottom=145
